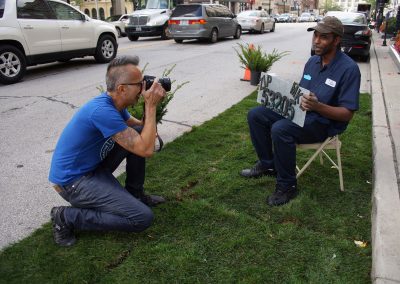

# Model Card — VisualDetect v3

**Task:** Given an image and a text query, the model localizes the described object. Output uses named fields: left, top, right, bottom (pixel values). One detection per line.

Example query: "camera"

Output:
left=143, top=75, right=171, bottom=92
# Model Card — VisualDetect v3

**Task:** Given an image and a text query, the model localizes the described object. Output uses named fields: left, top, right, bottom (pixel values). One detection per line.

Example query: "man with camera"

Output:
left=49, top=55, right=168, bottom=247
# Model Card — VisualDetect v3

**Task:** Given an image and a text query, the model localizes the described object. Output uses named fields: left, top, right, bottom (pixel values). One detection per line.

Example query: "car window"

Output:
left=205, top=6, right=216, bottom=17
left=171, top=5, right=202, bottom=17
left=17, top=0, right=56, bottom=19
left=48, top=1, right=83, bottom=21
left=0, top=0, right=4, bottom=18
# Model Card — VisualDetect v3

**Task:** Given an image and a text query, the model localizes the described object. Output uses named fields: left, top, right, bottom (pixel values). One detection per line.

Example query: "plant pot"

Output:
left=250, top=71, right=261, bottom=86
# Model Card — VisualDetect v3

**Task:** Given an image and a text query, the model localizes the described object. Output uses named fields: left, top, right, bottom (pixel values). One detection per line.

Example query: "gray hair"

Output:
left=106, top=55, right=140, bottom=91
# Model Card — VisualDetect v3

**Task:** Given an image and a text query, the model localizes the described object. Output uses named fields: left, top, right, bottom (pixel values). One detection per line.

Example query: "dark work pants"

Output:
left=247, top=106, right=329, bottom=188
left=57, top=127, right=153, bottom=232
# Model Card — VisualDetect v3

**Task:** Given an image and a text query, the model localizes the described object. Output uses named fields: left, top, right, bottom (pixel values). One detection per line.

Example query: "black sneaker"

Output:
left=267, top=185, right=298, bottom=206
left=50, top=206, right=76, bottom=247
left=240, top=161, right=276, bottom=178
left=139, top=194, right=166, bottom=207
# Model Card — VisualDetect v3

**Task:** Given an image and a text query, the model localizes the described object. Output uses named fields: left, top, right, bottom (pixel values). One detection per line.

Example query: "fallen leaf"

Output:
left=366, top=180, right=371, bottom=184
left=354, top=240, right=367, bottom=248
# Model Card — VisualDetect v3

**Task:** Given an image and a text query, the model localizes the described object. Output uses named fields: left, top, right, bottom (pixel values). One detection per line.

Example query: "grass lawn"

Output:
left=0, top=92, right=372, bottom=283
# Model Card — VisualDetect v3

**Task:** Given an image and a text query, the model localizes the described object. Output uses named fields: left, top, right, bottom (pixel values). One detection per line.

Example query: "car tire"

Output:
left=116, top=27, right=122, bottom=37
left=259, top=24, right=264, bottom=34
left=209, top=28, right=218, bottom=43
left=233, top=26, right=241, bottom=39
left=161, top=25, right=171, bottom=40
left=174, top=39, right=183, bottom=43
left=270, top=23, right=275, bottom=32
left=128, top=35, right=139, bottom=41
left=94, top=35, right=117, bottom=63
left=0, top=45, right=26, bottom=85
left=360, top=54, right=370, bottom=62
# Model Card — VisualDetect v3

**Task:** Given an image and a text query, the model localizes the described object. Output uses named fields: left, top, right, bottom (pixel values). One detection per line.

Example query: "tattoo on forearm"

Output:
left=113, top=128, right=139, bottom=150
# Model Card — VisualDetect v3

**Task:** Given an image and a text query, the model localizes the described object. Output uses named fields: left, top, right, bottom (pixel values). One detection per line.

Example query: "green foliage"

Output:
left=235, top=43, right=289, bottom=72
left=323, top=0, right=343, bottom=12
left=127, top=64, right=189, bottom=124
left=386, top=17, right=397, bottom=34
left=0, top=93, right=372, bottom=283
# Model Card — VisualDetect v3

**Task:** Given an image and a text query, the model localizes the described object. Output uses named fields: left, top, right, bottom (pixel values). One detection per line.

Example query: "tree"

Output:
left=322, top=0, right=342, bottom=12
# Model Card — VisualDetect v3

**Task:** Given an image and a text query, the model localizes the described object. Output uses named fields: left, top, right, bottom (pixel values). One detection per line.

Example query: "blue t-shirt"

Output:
left=49, top=93, right=131, bottom=185
left=299, top=50, right=360, bottom=136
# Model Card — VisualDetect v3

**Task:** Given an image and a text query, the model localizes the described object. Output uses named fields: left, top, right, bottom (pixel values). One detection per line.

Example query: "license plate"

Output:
left=136, top=27, right=142, bottom=31
left=180, top=20, right=188, bottom=25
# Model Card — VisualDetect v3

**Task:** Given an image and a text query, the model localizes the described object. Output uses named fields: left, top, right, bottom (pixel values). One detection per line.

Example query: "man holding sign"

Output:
left=240, top=16, right=360, bottom=206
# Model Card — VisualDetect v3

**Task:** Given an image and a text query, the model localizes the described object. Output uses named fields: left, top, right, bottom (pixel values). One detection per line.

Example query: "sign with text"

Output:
left=257, top=73, right=308, bottom=127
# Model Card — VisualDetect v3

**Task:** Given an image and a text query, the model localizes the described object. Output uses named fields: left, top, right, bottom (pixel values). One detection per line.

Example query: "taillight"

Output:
left=189, top=19, right=207, bottom=24
left=168, top=20, right=180, bottom=25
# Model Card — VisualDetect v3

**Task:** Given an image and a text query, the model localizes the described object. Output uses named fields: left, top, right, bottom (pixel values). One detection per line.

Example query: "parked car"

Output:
left=168, top=4, right=242, bottom=43
left=298, top=12, right=313, bottom=22
left=0, top=0, right=118, bottom=84
left=290, top=13, right=298, bottom=22
left=105, top=14, right=130, bottom=37
left=315, top=15, right=324, bottom=22
left=125, top=0, right=174, bottom=41
left=270, top=13, right=280, bottom=22
left=326, top=11, right=371, bottom=61
left=237, top=10, right=275, bottom=33
left=277, top=13, right=292, bottom=23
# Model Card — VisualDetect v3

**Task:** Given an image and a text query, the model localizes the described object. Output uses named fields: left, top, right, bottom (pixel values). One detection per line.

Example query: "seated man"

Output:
left=240, top=17, right=361, bottom=206
left=49, top=55, right=166, bottom=246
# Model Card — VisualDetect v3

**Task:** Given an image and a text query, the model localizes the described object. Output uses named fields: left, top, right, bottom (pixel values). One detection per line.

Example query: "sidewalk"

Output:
left=370, top=31, right=400, bottom=283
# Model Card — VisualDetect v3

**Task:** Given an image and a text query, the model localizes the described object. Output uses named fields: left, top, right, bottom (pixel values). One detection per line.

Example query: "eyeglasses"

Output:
left=120, top=81, right=143, bottom=87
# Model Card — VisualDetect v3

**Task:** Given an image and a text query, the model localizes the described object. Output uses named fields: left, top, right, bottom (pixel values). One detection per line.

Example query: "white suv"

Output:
left=0, top=0, right=119, bottom=84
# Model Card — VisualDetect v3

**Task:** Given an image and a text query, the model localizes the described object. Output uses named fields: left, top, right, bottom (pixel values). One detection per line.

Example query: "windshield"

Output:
left=326, top=12, right=366, bottom=24
left=146, top=0, right=169, bottom=9
left=171, top=5, right=202, bottom=17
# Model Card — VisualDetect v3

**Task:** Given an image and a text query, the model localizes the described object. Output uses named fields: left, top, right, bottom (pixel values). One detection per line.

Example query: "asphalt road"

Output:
left=0, top=23, right=370, bottom=250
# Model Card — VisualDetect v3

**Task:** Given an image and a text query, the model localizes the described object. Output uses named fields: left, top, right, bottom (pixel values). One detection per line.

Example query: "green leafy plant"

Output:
left=235, top=43, right=289, bottom=72
left=127, top=64, right=189, bottom=124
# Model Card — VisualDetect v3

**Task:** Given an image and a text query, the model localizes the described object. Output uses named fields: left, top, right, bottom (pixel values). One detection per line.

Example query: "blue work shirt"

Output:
left=299, top=50, right=360, bottom=136
left=49, top=93, right=130, bottom=186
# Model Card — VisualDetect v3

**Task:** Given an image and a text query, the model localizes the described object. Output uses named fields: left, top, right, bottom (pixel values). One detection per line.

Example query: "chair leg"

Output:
left=336, top=142, right=344, bottom=191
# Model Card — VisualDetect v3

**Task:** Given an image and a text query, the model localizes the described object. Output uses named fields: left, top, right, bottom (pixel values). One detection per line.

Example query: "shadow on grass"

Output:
left=0, top=93, right=372, bottom=283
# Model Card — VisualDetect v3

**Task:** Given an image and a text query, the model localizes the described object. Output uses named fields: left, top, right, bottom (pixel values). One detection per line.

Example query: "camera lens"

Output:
left=144, top=75, right=171, bottom=92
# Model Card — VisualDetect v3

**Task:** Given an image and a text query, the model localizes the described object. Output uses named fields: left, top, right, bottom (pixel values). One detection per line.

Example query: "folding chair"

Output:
left=296, top=135, right=344, bottom=191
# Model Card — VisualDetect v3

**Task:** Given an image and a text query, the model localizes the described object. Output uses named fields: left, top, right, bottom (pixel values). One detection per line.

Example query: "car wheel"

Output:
left=94, top=35, right=117, bottom=63
left=234, top=26, right=241, bottom=39
left=360, top=54, right=370, bottom=62
left=0, top=45, right=26, bottom=85
left=161, top=25, right=171, bottom=40
left=116, top=27, right=122, bottom=37
left=270, top=23, right=275, bottom=32
left=209, top=28, right=218, bottom=43
left=128, top=35, right=139, bottom=41
left=259, top=24, right=264, bottom=34
left=174, top=39, right=183, bottom=43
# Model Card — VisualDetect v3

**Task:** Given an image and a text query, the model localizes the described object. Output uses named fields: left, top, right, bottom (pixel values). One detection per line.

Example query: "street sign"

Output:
left=257, top=73, right=307, bottom=127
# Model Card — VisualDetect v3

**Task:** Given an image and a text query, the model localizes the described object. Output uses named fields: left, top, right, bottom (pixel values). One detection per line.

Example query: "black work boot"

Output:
left=129, top=187, right=166, bottom=207
left=240, top=161, right=277, bottom=178
left=50, top=206, right=76, bottom=247
left=267, top=185, right=298, bottom=206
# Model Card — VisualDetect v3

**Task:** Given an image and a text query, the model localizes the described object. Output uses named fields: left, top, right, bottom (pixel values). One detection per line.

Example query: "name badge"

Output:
left=325, top=78, right=336, bottom=87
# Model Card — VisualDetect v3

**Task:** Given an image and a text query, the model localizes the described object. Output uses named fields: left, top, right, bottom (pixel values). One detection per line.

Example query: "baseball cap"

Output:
left=307, top=16, right=344, bottom=37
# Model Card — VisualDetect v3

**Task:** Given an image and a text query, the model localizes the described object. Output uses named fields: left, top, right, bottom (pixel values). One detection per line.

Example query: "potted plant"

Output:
left=235, top=43, right=288, bottom=85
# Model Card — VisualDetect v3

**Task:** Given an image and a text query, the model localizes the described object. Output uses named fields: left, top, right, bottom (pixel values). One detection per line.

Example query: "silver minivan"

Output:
left=168, top=4, right=241, bottom=43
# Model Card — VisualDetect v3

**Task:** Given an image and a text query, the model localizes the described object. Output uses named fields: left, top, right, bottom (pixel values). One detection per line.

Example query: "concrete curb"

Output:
left=389, top=44, right=400, bottom=72
left=370, top=35, right=400, bottom=283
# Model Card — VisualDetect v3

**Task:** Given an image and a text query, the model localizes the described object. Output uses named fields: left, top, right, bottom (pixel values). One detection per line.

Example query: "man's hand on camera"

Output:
left=143, top=78, right=166, bottom=107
